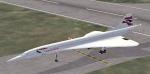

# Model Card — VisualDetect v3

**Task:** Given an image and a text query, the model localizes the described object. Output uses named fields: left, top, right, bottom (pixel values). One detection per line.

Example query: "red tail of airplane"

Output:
left=115, top=14, right=133, bottom=29
left=122, top=14, right=133, bottom=26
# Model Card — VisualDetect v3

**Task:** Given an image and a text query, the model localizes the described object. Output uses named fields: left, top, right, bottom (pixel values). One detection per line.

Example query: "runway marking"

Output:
left=74, top=50, right=109, bottom=64
left=41, top=0, right=59, bottom=4
left=1, top=0, right=150, bottom=38
left=133, top=32, right=150, bottom=37
left=86, top=8, right=138, bottom=20
left=86, top=8, right=123, bottom=16
left=39, top=0, right=137, bottom=20
left=0, top=0, right=114, bottom=28
left=94, top=0, right=150, bottom=12
left=41, top=0, right=123, bottom=17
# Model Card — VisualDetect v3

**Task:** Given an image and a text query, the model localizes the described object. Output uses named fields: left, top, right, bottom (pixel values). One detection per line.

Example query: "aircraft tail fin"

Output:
left=115, top=14, right=133, bottom=29
left=122, top=14, right=133, bottom=26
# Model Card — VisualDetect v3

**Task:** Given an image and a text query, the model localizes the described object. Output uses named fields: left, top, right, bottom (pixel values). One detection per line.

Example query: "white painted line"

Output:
left=41, top=0, right=125, bottom=18
left=86, top=8, right=138, bottom=20
left=90, top=0, right=96, bottom=1
left=41, top=0, right=136, bottom=20
left=40, top=0, right=137, bottom=20
left=41, top=0, right=123, bottom=17
left=133, top=31, right=150, bottom=37
left=41, top=0, right=59, bottom=4
left=94, top=0, right=150, bottom=12
left=86, top=8, right=123, bottom=16
left=0, top=0, right=114, bottom=28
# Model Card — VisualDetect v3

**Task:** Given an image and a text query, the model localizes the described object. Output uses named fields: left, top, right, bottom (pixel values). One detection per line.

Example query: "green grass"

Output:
left=97, top=0, right=150, bottom=3
left=0, top=3, right=107, bottom=57
left=88, top=56, right=150, bottom=74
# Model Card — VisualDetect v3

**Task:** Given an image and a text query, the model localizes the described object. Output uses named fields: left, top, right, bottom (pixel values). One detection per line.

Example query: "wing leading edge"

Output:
left=67, top=36, right=139, bottom=50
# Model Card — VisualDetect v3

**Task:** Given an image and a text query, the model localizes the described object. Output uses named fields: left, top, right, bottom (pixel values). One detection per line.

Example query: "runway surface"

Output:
left=0, top=0, right=150, bottom=74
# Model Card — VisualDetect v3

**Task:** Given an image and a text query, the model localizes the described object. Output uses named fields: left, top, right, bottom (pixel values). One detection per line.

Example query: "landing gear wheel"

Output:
left=103, top=49, right=106, bottom=53
left=54, top=52, right=59, bottom=62
left=55, top=59, right=59, bottom=62
left=87, top=48, right=91, bottom=50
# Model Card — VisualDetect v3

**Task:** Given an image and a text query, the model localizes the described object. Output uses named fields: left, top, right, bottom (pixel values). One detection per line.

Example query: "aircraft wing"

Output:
left=67, top=36, right=139, bottom=50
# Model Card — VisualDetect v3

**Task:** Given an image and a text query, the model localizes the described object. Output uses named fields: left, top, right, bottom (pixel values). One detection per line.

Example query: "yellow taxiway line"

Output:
left=74, top=50, right=110, bottom=64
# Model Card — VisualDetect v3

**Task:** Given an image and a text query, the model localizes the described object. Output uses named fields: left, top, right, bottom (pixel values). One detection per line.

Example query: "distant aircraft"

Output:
left=7, top=14, right=140, bottom=62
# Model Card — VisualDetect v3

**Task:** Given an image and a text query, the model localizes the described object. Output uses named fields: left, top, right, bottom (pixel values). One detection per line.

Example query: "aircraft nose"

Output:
left=7, top=55, right=22, bottom=62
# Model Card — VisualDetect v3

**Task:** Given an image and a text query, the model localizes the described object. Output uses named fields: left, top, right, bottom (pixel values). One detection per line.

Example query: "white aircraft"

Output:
left=7, top=14, right=140, bottom=62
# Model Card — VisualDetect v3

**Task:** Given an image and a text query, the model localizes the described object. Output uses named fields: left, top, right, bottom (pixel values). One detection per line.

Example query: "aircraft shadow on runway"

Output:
left=39, top=42, right=150, bottom=74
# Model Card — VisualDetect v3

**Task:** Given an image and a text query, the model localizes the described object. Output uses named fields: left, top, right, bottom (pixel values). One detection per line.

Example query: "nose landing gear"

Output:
left=54, top=53, right=59, bottom=62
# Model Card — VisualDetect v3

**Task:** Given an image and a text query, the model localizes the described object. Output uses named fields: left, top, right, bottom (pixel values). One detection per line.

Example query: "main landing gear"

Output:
left=99, top=47, right=107, bottom=54
left=54, top=53, right=59, bottom=62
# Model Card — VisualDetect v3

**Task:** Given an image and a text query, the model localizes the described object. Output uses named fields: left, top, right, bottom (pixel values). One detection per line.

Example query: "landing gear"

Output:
left=55, top=59, right=58, bottom=62
left=54, top=53, right=59, bottom=62
left=99, top=47, right=107, bottom=54
left=87, top=48, right=91, bottom=50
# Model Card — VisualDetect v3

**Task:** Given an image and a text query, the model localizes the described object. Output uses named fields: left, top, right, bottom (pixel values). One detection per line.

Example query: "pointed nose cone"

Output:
left=7, top=55, right=22, bottom=62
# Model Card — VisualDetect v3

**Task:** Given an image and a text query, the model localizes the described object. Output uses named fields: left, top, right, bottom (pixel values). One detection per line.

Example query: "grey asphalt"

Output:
left=0, top=0, right=150, bottom=74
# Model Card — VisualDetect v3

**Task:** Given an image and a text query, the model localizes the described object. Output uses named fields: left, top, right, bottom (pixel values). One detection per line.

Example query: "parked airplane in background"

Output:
left=7, top=14, right=140, bottom=62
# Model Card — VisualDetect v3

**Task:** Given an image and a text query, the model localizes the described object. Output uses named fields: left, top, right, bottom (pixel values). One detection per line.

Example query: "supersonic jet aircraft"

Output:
left=7, top=14, right=140, bottom=62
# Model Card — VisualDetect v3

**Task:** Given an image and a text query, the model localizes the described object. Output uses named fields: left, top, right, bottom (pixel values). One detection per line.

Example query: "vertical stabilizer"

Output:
left=115, top=14, right=133, bottom=29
